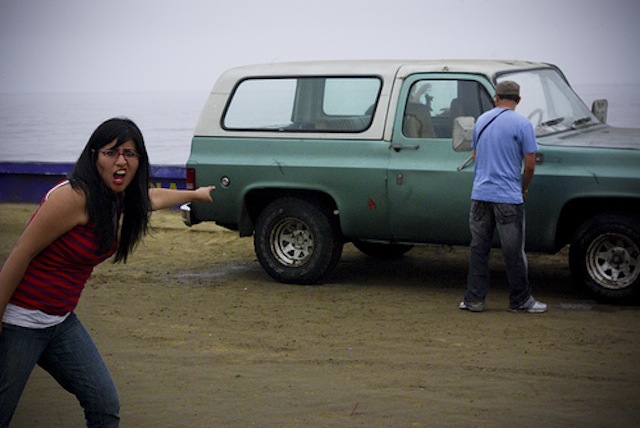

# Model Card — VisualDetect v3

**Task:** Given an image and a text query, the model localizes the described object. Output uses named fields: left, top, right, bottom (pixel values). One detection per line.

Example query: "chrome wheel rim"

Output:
left=270, top=217, right=314, bottom=266
left=586, top=232, right=640, bottom=290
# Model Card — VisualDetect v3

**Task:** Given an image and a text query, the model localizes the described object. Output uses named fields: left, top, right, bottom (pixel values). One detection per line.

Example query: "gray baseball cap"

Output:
left=495, top=81, right=520, bottom=97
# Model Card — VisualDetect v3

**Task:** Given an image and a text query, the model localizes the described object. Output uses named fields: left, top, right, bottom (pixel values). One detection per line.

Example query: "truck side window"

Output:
left=403, top=79, right=493, bottom=138
left=403, top=81, right=437, bottom=138
left=223, top=77, right=380, bottom=132
left=224, top=78, right=297, bottom=130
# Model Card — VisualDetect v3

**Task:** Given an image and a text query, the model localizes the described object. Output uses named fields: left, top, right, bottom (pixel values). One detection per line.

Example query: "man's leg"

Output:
left=465, top=201, right=495, bottom=306
left=495, top=203, right=531, bottom=308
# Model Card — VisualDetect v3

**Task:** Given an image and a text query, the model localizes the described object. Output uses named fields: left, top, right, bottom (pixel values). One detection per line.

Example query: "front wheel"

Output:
left=569, top=213, right=640, bottom=303
left=254, top=198, right=343, bottom=284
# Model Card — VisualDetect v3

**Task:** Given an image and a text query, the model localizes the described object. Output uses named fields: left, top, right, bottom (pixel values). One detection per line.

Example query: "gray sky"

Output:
left=1, top=0, right=639, bottom=93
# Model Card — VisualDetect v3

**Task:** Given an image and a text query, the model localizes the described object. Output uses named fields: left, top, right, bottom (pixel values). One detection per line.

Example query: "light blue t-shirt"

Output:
left=471, top=107, right=538, bottom=204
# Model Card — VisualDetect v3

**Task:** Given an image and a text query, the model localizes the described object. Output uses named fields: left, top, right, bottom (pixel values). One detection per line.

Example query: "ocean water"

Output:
left=0, top=91, right=208, bottom=165
left=0, top=84, right=638, bottom=166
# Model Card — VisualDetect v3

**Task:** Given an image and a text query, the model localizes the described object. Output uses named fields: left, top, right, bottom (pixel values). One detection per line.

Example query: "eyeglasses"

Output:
left=99, top=148, right=140, bottom=159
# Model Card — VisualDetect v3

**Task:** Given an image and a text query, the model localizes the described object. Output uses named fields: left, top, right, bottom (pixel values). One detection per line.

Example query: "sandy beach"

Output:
left=2, top=203, right=639, bottom=427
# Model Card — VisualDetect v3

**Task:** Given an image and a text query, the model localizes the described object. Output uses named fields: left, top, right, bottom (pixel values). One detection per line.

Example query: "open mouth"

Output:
left=113, top=170, right=126, bottom=185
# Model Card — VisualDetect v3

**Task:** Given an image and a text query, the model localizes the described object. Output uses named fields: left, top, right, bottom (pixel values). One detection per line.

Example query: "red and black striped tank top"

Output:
left=8, top=182, right=116, bottom=315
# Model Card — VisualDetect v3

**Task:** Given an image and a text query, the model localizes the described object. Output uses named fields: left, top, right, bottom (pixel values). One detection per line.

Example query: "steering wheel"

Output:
left=527, top=108, right=543, bottom=126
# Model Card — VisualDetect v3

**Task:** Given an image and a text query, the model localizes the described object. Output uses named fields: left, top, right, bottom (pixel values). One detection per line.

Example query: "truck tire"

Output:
left=254, top=198, right=343, bottom=284
left=569, top=213, right=640, bottom=303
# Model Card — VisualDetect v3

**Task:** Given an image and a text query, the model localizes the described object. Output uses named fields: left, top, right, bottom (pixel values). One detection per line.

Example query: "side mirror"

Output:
left=452, top=116, right=475, bottom=152
left=591, top=99, right=608, bottom=123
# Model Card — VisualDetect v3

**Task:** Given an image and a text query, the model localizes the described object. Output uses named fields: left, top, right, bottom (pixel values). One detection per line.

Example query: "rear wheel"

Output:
left=569, top=213, right=640, bottom=302
left=254, top=198, right=342, bottom=284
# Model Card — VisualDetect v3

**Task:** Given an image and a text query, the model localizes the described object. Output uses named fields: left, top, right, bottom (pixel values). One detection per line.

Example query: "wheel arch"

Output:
left=555, top=197, right=640, bottom=249
left=239, top=188, right=339, bottom=237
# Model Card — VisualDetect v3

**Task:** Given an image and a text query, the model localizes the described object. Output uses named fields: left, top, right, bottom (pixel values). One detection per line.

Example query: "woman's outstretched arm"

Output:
left=148, top=185, right=215, bottom=211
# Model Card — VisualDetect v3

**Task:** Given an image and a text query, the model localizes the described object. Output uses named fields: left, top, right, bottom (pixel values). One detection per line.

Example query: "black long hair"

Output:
left=69, top=117, right=151, bottom=262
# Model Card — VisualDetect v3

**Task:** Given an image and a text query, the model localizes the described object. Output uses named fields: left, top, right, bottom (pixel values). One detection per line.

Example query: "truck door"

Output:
left=387, top=74, right=494, bottom=245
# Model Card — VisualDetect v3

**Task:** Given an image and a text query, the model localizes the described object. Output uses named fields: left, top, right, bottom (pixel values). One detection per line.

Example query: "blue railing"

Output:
left=0, top=162, right=186, bottom=203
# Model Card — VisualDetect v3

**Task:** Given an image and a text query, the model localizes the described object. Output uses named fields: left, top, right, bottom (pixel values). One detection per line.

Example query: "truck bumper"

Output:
left=180, top=203, right=194, bottom=227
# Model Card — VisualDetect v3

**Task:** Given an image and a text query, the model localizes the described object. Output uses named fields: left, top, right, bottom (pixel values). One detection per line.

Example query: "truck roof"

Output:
left=210, top=59, right=559, bottom=92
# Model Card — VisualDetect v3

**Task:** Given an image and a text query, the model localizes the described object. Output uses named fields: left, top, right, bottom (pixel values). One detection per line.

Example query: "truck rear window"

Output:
left=223, top=76, right=381, bottom=132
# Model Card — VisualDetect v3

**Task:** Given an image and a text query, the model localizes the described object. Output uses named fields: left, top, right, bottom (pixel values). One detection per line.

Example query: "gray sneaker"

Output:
left=459, top=301, right=484, bottom=312
left=509, top=298, right=548, bottom=313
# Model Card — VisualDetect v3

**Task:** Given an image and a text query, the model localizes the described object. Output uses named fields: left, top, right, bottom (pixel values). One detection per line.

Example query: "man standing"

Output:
left=460, top=80, right=547, bottom=313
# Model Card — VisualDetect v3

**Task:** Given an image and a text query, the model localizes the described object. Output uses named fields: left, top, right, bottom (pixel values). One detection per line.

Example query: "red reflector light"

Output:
left=186, top=168, right=196, bottom=190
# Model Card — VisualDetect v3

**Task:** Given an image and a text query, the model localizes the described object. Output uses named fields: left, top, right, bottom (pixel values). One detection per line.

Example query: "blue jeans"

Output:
left=0, top=312, right=120, bottom=427
left=465, top=201, right=531, bottom=309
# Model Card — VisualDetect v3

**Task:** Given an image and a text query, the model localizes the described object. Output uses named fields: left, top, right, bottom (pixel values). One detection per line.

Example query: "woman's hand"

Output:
left=192, top=185, right=215, bottom=203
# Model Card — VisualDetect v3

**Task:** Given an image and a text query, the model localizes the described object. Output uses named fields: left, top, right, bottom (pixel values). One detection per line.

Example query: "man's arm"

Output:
left=522, top=152, right=536, bottom=199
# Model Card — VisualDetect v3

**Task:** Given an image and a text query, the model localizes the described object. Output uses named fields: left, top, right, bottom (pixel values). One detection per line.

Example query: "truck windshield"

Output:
left=498, top=69, right=601, bottom=137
